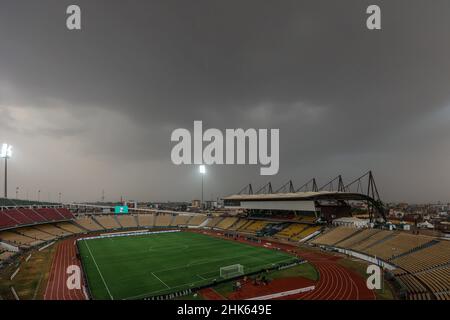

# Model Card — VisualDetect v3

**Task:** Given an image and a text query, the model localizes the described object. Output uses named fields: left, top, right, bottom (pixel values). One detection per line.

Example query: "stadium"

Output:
left=1, top=1, right=450, bottom=310
left=0, top=171, right=448, bottom=301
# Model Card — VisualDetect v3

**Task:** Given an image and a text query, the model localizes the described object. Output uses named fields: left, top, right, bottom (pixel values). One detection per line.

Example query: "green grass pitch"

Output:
left=77, top=231, right=297, bottom=300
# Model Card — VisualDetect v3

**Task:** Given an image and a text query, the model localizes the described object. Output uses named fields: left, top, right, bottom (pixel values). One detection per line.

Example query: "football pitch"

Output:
left=77, top=231, right=297, bottom=300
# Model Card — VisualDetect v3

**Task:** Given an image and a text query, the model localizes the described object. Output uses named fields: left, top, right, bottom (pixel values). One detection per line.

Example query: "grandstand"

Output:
left=94, top=215, right=121, bottom=229
left=228, top=219, right=248, bottom=231
left=215, top=217, right=239, bottom=230
left=16, top=227, right=57, bottom=241
left=154, top=213, right=172, bottom=226
left=75, top=216, right=104, bottom=231
left=205, top=216, right=223, bottom=228
left=56, top=222, right=85, bottom=234
left=239, top=220, right=269, bottom=233
left=311, top=227, right=360, bottom=246
left=116, top=215, right=138, bottom=228
left=137, top=214, right=155, bottom=227
left=310, top=225, right=450, bottom=300
left=170, top=214, right=191, bottom=226
left=0, top=230, right=42, bottom=247
left=34, top=224, right=72, bottom=237
left=187, top=215, right=207, bottom=226
left=0, top=207, right=74, bottom=230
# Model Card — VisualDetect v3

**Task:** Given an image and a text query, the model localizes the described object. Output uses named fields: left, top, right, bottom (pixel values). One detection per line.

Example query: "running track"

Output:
left=44, top=238, right=86, bottom=300
left=293, top=251, right=375, bottom=300
left=43, top=232, right=375, bottom=300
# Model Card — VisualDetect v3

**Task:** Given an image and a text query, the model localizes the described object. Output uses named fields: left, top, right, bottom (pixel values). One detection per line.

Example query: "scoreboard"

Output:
left=114, top=206, right=129, bottom=214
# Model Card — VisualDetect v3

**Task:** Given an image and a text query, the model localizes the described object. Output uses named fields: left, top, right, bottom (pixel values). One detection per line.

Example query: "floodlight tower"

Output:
left=199, top=165, right=206, bottom=209
left=1, top=144, right=12, bottom=198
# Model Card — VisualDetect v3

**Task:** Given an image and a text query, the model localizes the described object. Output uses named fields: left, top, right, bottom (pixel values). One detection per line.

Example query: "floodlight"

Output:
left=199, top=164, right=206, bottom=174
left=1, top=143, right=12, bottom=158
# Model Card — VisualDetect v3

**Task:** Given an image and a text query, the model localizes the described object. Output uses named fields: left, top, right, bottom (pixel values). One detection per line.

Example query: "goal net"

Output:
left=220, top=264, right=244, bottom=279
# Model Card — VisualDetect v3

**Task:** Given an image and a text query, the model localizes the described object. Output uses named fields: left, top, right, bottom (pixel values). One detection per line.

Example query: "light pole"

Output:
left=38, top=189, right=41, bottom=202
left=1, top=143, right=12, bottom=198
left=59, top=192, right=62, bottom=203
left=16, top=187, right=19, bottom=199
left=199, top=165, right=206, bottom=209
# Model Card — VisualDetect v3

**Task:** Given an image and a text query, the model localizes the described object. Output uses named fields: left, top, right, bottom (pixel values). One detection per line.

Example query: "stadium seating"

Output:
left=54, top=208, right=75, bottom=219
left=137, top=214, right=155, bottom=227
left=116, top=215, right=138, bottom=228
left=56, top=222, right=85, bottom=234
left=364, top=233, right=433, bottom=260
left=239, top=220, right=269, bottom=233
left=34, top=224, right=72, bottom=237
left=416, top=267, right=450, bottom=293
left=215, top=217, right=239, bottom=230
left=335, top=228, right=380, bottom=248
left=0, top=231, right=43, bottom=247
left=391, top=241, right=450, bottom=273
left=75, top=216, right=104, bottom=231
left=170, top=214, right=191, bottom=226
left=228, top=219, right=249, bottom=231
left=154, top=214, right=172, bottom=226
left=291, top=225, right=321, bottom=241
left=205, top=217, right=223, bottom=228
left=16, top=208, right=47, bottom=223
left=0, top=207, right=74, bottom=230
left=311, top=226, right=450, bottom=300
left=186, top=215, right=207, bottom=226
left=95, top=215, right=121, bottom=229
left=17, top=227, right=57, bottom=241
left=275, top=223, right=306, bottom=239
left=349, top=230, right=393, bottom=251
left=311, top=226, right=360, bottom=246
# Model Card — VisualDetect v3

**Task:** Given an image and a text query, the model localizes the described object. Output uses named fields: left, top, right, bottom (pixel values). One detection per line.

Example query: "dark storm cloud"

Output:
left=1, top=0, right=450, bottom=202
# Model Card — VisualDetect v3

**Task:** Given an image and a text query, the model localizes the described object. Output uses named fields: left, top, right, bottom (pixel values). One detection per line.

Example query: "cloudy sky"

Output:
left=1, top=0, right=450, bottom=203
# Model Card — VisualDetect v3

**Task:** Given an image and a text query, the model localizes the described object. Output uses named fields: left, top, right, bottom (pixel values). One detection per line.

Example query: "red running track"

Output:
left=294, top=251, right=375, bottom=300
left=44, top=238, right=86, bottom=300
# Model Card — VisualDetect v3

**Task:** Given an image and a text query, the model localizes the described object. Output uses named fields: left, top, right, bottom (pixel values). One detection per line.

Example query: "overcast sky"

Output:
left=1, top=0, right=450, bottom=203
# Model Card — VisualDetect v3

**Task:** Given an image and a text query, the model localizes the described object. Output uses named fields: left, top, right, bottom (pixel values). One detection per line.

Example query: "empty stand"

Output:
left=311, top=226, right=360, bottom=246
left=95, top=215, right=121, bottom=229
left=186, top=215, right=207, bottom=226
left=0, top=208, right=74, bottom=230
left=75, top=216, right=104, bottom=231
left=215, top=217, right=239, bottom=230
left=154, top=214, right=172, bottom=226
left=116, top=215, right=138, bottom=228
left=137, top=214, right=155, bottom=227
left=56, top=222, right=85, bottom=234
left=0, top=230, right=42, bottom=247
left=205, top=217, right=223, bottom=228
left=171, top=215, right=191, bottom=226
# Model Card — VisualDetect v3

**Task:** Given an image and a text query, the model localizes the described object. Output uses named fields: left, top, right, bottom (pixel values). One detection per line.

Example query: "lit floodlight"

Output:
left=199, top=164, right=206, bottom=174
left=1, top=144, right=12, bottom=158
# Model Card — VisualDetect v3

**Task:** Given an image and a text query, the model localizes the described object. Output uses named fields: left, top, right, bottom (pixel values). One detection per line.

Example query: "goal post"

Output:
left=220, top=264, right=244, bottom=279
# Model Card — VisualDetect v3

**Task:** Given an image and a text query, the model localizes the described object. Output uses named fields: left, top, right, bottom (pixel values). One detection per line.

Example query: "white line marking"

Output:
left=196, top=274, right=207, bottom=280
left=84, top=241, right=114, bottom=300
left=151, top=272, right=170, bottom=289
